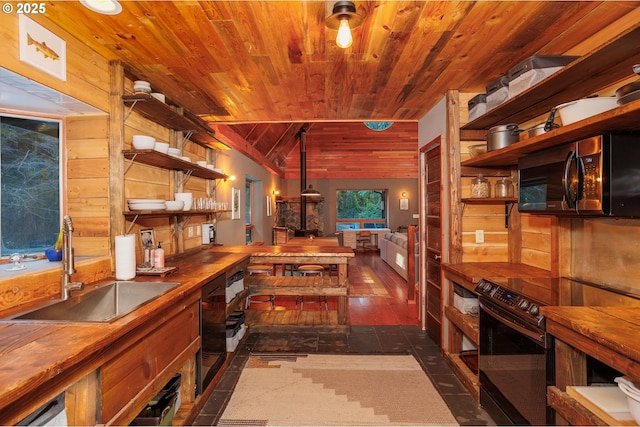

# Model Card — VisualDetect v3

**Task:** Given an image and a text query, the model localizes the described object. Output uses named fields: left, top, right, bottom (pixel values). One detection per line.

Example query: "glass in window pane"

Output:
left=1, top=116, right=61, bottom=255
left=336, top=190, right=386, bottom=219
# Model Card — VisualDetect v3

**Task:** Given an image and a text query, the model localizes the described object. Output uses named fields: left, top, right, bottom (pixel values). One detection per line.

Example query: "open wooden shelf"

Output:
left=462, top=26, right=640, bottom=130
left=123, top=150, right=229, bottom=180
left=444, top=305, right=479, bottom=346
left=462, top=99, right=640, bottom=167
left=123, top=94, right=229, bottom=150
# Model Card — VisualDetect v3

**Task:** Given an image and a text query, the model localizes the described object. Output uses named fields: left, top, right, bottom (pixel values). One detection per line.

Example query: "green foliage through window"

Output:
left=336, top=190, right=386, bottom=219
left=1, top=114, right=61, bottom=255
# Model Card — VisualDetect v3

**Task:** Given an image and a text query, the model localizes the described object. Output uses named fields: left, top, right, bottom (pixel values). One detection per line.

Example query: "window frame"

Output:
left=335, top=189, right=388, bottom=230
left=0, top=111, right=64, bottom=257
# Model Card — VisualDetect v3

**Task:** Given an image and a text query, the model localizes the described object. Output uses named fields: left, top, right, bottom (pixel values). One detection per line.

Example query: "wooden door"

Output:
left=423, top=139, right=442, bottom=344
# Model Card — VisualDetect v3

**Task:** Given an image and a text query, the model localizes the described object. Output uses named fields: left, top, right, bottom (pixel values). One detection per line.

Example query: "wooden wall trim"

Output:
left=446, top=90, right=462, bottom=264
left=109, top=61, right=125, bottom=270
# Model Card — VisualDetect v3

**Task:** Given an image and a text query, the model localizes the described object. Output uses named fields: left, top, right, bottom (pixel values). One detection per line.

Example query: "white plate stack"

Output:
left=128, top=199, right=166, bottom=211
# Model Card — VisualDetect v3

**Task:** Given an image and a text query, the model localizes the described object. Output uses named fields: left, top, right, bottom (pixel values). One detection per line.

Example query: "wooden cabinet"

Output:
left=543, top=306, right=640, bottom=426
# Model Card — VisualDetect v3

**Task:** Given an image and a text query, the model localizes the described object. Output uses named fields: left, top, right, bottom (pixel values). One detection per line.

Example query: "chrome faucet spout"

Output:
left=61, top=215, right=84, bottom=300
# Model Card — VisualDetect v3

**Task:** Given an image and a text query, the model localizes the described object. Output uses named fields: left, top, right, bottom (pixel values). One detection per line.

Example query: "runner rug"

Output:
left=217, top=354, right=459, bottom=426
left=348, top=265, right=390, bottom=298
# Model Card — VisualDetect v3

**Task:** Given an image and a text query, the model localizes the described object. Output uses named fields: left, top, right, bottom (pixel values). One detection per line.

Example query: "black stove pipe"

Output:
left=299, top=129, right=307, bottom=231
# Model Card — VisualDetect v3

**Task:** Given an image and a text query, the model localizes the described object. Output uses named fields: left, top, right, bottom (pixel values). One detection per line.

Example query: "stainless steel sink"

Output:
left=11, top=281, right=180, bottom=323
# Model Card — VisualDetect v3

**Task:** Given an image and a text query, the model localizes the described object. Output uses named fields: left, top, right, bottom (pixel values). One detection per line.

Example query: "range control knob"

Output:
left=528, top=304, right=539, bottom=316
left=518, top=299, right=530, bottom=310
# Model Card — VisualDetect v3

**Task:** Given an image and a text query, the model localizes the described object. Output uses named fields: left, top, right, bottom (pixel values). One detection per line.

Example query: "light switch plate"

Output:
left=475, top=230, right=484, bottom=243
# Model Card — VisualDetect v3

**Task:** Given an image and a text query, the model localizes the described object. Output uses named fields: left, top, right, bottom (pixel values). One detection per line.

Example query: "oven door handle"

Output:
left=479, top=301, right=544, bottom=344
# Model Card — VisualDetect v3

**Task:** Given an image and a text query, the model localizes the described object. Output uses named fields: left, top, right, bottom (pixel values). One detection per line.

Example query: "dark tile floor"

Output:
left=194, top=325, right=495, bottom=426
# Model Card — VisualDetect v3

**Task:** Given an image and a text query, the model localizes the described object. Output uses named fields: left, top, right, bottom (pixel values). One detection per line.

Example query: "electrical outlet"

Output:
left=187, top=227, right=194, bottom=238
left=475, top=230, right=484, bottom=244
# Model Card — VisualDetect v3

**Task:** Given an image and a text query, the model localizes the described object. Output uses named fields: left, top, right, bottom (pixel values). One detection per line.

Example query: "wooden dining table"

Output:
left=207, top=242, right=354, bottom=324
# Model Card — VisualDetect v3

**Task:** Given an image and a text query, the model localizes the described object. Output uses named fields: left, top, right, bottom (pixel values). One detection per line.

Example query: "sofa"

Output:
left=379, top=231, right=419, bottom=282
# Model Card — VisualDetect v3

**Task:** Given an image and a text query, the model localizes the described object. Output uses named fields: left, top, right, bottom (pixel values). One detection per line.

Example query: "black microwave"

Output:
left=518, top=133, right=640, bottom=216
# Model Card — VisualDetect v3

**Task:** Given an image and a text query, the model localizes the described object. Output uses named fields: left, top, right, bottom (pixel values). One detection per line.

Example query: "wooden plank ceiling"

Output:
left=39, top=1, right=640, bottom=178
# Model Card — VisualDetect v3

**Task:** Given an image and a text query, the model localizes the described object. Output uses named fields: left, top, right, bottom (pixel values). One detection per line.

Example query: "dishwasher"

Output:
left=17, top=393, right=67, bottom=426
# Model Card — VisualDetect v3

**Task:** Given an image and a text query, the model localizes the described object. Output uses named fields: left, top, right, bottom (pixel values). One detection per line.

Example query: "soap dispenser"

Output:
left=153, top=242, right=165, bottom=268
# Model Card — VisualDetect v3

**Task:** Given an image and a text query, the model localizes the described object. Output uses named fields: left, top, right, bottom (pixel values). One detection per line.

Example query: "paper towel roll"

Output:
left=115, top=234, right=136, bottom=280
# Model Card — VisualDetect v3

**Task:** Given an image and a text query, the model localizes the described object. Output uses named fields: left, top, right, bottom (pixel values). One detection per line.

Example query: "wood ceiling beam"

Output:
left=209, top=124, right=284, bottom=177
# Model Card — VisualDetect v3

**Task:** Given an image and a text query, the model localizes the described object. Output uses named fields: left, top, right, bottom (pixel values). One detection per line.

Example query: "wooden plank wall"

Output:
left=67, top=115, right=111, bottom=257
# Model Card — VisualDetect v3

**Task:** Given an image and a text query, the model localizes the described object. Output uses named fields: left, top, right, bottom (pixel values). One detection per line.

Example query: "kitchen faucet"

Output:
left=61, top=215, right=84, bottom=300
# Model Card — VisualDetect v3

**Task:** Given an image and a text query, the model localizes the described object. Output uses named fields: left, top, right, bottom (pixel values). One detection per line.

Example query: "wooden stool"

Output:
left=296, top=265, right=328, bottom=310
left=246, top=264, right=275, bottom=309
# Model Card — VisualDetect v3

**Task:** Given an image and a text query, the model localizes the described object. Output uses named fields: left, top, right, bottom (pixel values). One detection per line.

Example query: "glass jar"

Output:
left=495, top=177, right=514, bottom=198
left=470, top=175, right=490, bottom=198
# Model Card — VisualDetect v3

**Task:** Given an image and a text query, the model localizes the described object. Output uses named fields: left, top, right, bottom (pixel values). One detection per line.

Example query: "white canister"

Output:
left=174, top=192, right=193, bottom=210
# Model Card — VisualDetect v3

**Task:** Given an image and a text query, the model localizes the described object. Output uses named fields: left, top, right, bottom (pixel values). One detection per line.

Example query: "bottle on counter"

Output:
left=495, top=177, right=514, bottom=198
left=470, top=175, right=490, bottom=198
left=153, top=242, right=165, bottom=268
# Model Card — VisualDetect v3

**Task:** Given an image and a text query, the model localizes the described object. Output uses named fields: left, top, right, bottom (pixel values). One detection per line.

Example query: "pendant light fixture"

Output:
left=325, top=1, right=363, bottom=49
left=301, top=185, right=321, bottom=197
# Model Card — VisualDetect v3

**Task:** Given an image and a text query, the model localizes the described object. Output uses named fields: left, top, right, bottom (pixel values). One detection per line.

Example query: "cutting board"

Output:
left=566, top=385, right=637, bottom=425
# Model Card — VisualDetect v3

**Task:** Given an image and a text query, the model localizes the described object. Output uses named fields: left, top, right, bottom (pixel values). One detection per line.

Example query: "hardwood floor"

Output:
left=244, top=252, right=420, bottom=327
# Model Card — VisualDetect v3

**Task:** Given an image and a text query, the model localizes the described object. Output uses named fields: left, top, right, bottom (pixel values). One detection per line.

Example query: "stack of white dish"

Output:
left=128, top=199, right=166, bottom=211
left=165, top=200, right=185, bottom=211
left=616, top=377, right=640, bottom=423
left=213, top=167, right=225, bottom=174
left=132, top=135, right=155, bottom=150
left=174, top=193, right=193, bottom=211
left=196, top=160, right=207, bottom=167
left=133, top=80, right=152, bottom=93
left=154, top=142, right=170, bottom=154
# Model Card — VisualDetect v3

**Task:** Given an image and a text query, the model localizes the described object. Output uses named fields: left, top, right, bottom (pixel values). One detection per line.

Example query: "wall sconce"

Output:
left=325, top=1, right=363, bottom=49
left=400, top=193, right=409, bottom=211
left=273, top=190, right=280, bottom=196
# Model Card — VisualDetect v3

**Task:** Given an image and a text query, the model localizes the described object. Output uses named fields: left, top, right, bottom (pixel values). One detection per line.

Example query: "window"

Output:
left=336, top=190, right=387, bottom=229
left=1, top=114, right=62, bottom=256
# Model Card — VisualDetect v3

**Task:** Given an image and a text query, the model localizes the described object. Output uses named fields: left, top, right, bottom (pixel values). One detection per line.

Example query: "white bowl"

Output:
left=196, top=160, right=207, bottom=167
left=617, top=382, right=640, bottom=423
left=151, top=92, right=165, bottom=103
left=179, top=156, right=192, bottom=162
left=128, top=198, right=164, bottom=203
left=132, top=135, right=156, bottom=150
left=165, top=200, right=185, bottom=211
left=555, top=97, right=618, bottom=126
left=167, top=147, right=182, bottom=157
left=154, top=142, right=170, bottom=154
left=133, top=80, right=152, bottom=93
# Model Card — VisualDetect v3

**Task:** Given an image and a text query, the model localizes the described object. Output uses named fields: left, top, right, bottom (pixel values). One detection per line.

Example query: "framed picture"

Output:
left=19, top=15, right=67, bottom=81
left=266, top=196, right=272, bottom=216
left=231, top=188, right=241, bottom=220
left=140, top=229, right=155, bottom=249
left=399, top=198, right=409, bottom=210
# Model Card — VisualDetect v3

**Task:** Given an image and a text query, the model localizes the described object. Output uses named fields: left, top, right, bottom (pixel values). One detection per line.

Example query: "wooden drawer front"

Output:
left=100, top=301, right=199, bottom=421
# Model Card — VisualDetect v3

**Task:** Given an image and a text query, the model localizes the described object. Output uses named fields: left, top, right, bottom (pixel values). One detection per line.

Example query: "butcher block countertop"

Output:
left=542, top=306, right=640, bottom=382
left=442, top=262, right=555, bottom=284
left=0, top=248, right=250, bottom=421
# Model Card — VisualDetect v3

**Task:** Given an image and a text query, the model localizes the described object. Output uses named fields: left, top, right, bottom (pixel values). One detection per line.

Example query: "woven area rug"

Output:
left=348, top=266, right=391, bottom=298
left=217, top=354, right=458, bottom=426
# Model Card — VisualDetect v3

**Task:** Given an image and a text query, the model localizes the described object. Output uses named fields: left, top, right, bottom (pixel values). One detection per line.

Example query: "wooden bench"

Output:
left=245, top=275, right=349, bottom=324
